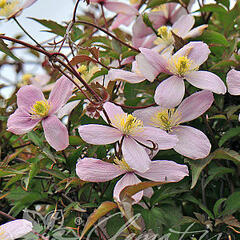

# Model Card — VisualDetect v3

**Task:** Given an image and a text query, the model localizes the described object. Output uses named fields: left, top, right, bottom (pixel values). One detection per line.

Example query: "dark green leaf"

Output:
left=0, top=39, right=21, bottom=62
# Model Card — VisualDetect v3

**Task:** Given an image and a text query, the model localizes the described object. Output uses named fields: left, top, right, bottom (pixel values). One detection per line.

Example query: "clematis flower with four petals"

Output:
left=76, top=157, right=188, bottom=202
left=7, top=76, right=74, bottom=151
left=139, top=41, right=226, bottom=108
left=78, top=102, right=178, bottom=172
left=133, top=90, right=213, bottom=159
left=0, top=219, right=33, bottom=240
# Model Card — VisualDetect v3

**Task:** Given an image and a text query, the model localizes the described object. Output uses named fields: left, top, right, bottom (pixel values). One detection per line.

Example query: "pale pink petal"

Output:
left=154, top=76, right=185, bottom=108
left=42, top=115, right=69, bottom=151
left=177, top=90, right=214, bottom=123
left=133, top=106, right=165, bottom=126
left=7, top=108, right=40, bottom=135
left=17, top=85, right=45, bottom=112
left=139, top=47, right=171, bottom=74
left=184, top=25, right=208, bottom=39
left=31, top=74, right=51, bottom=88
left=136, top=160, right=189, bottom=181
left=122, top=136, right=151, bottom=172
left=173, top=42, right=210, bottom=67
left=107, top=69, right=145, bottom=83
left=56, top=100, right=80, bottom=118
left=113, top=173, right=143, bottom=202
left=143, top=187, right=154, bottom=198
left=185, top=71, right=226, bottom=94
left=110, top=14, right=134, bottom=29
left=133, top=126, right=178, bottom=150
left=48, top=76, right=74, bottom=114
left=172, top=125, right=211, bottom=159
left=135, top=53, right=161, bottom=82
left=22, top=0, right=38, bottom=8
left=226, top=69, right=240, bottom=95
left=103, top=102, right=126, bottom=123
left=0, top=219, right=33, bottom=239
left=76, top=158, right=126, bottom=182
left=78, top=124, right=122, bottom=145
left=104, top=2, right=138, bottom=15
left=172, top=15, right=195, bottom=38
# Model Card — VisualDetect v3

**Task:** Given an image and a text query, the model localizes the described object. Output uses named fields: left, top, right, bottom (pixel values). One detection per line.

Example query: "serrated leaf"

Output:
left=79, top=201, right=117, bottom=240
left=218, top=127, right=240, bottom=147
left=29, top=18, right=66, bottom=36
left=0, top=39, right=21, bottom=62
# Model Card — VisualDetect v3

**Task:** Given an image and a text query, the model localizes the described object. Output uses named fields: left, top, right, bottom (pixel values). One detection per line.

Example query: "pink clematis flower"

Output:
left=0, top=219, right=33, bottom=239
left=78, top=102, right=178, bottom=172
left=76, top=157, right=188, bottom=202
left=226, top=69, right=240, bottom=121
left=90, top=0, right=139, bottom=30
left=139, top=41, right=226, bottom=108
left=7, top=76, right=74, bottom=151
left=133, top=90, right=213, bottom=159
left=0, top=0, right=38, bottom=19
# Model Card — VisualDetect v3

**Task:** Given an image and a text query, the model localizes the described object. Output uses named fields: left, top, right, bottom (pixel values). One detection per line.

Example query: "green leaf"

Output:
left=0, top=39, right=21, bottom=62
left=28, top=131, right=44, bottom=148
left=213, top=198, right=227, bottom=218
left=29, top=18, right=66, bottom=36
left=147, top=0, right=177, bottom=9
left=201, top=30, right=229, bottom=47
left=214, top=148, right=240, bottom=164
left=198, top=4, right=228, bottom=14
left=186, top=153, right=214, bottom=189
left=221, top=192, right=240, bottom=216
left=69, top=136, right=85, bottom=146
left=218, top=127, right=240, bottom=147
left=24, top=161, right=40, bottom=190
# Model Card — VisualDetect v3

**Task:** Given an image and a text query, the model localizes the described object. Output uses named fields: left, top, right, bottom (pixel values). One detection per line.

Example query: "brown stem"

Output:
left=76, top=20, right=140, bottom=53
left=113, top=102, right=156, bottom=109
left=100, top=3, right=108, bottom=30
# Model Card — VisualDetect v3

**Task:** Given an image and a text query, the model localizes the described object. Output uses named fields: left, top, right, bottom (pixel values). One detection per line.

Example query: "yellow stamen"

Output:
left=0, top=0, right=20, bottom=17
left=154, top=26, right=173, bottom=46
left=30, top=100, right=50, bottom=118
left=0, top=0, right=7, bottom=8
left=22, top=73, right=33, bottom=85
left=150, top=108, right=181, bottom=132
left=77, top=65, right=87, bottom=74
left=112, top=114, right=143, bottom=136
left=114, top=157, right=133, bottom=172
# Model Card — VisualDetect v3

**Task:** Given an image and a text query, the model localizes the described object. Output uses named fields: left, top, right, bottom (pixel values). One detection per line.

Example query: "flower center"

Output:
left=168, top=55, right=194, bottom=77
left=114, top=157, right=133, bottom=172
left=154, top=26, right=173, bottom=46
left=112, top=114, right=143, bottom=135
left=150, top=108, right=181, bottom=132
left=30, top=100, right=50, bottom=118
left=0, top=0, right=20, bottom=17
left=77, top=65, right=87, bottom=74
left=22, top=73, right=33, bottom=85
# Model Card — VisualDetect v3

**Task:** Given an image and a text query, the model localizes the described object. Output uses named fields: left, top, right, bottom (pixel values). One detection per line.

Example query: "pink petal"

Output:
left=136, top=53, right=160, bottom=82
left=22, top=0, right=38, bottom=8
left=139, top=47, right=170, bottom=74
left=177, top=90, right=214, bottom=123
left=184, top=24, right=208, bottom=39
left=107, top=69, right=145, bottom=83
left=226, top=69, right=240, bottom=95
left=78, top=124, right=122, bottom=145
left=17, top=85, right=45, bottom=112
left=110, top=14, right=134, bottom=29
left=172, top=15, right=195, bottom=38
left=172, top=125, right=211, bottom=159
left=103, top=102, right=126, bottom=123
left=0, top=219, right=33, bottom=239
left=7, top=108, right=40, bottom=135
left=173, top=42, right=210, bottom=67
left=185, top=71, right=226, bottom=94
left=122, top=136, right=151, bottom=172
left=56, top=100, right=80, bottom=119
left=154, top=76, right=185, bottom=108
left=42, top=115, right=69, bottom=151
left=104, top=2, right=138, bottom=15
left=143, top=187, right=154, bottom=198
left=136, top=160, right=189, bottom=182
left=133, top=126, right=178, bottom=150
left=113, top=173, right=143, bottom=202
left=76, top=158, right=125, bottom=182
left=133, top=106, right=165, bottom=126
left=48, top=76, right=74, bottom=115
